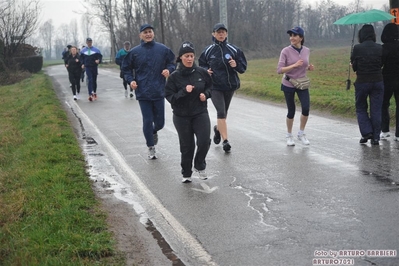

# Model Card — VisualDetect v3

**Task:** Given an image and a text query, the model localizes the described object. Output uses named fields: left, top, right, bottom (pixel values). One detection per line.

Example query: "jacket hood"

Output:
left=381, top=23, right=399, bottom=43
left=358, top=24, right=376, bottom=43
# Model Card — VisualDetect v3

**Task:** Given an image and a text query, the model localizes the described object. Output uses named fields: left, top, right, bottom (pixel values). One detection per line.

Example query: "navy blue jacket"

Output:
left=199, top=38, right=247, bottom=91
left=80, top=46, right=102, bottom=68
left=122, top=40, right=175, bottom=101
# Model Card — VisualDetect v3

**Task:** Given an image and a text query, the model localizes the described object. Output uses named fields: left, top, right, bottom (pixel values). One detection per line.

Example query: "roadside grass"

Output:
left=0, top=73, right=123, bottom=265
left=239, top=46, right=366, bottom=118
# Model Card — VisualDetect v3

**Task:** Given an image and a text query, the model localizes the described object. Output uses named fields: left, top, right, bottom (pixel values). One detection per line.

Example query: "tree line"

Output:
left=1, top=0, right=390, bottom=64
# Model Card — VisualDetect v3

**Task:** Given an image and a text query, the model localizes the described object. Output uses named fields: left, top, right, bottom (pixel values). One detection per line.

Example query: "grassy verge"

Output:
left=239, top=46, right=365, bottom=119
left=0, top=73, right=122, bottom=265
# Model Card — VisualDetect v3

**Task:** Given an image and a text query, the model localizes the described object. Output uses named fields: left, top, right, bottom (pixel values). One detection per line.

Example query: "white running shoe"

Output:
left=394, top=137, right=399, bottom=141
left=148, top=146, right=157, bottom=159
left=195, top=169, right=207, bottom=180
left=286, top=135, right=295, bottom=146
left=182, top=177, right=192, bottom=183
left=298, top=134, right=310, bottom=145
left=73, top=95, right=77, bottom=101
left=380, top=132, right=390, bottom=139
left=124, top=90, right=128, bottom=98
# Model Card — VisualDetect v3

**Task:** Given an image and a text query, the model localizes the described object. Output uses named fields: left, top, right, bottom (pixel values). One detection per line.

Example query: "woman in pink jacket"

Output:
left=277, top=26, right=315, bottom=146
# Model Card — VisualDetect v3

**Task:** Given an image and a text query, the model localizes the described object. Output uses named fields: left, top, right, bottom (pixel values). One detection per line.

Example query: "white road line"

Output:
left=70, top=101, right=218, bottom=266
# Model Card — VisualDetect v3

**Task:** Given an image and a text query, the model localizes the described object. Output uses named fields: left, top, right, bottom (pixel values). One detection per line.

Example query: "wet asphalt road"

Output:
left=46, top=65, right=399, bottom=266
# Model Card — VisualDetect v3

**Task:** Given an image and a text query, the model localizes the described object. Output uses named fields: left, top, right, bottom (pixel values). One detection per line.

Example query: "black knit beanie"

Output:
left=177, top=41, right=195, bottom=62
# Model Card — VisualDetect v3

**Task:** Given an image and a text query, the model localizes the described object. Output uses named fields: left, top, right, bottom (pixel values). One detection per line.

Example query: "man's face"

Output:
left=124, top=43, right=131, bottom=50
left=86, top=40, right=93, bottom=47
left=140, top=29, right=155, bottom=43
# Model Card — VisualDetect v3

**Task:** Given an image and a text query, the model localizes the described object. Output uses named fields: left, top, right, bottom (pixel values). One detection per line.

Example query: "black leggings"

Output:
left=211, top=90, right=235, bottom=119
left=68, top=71, right=81, bottom=95
left=283, top=89, right=310, bottom=119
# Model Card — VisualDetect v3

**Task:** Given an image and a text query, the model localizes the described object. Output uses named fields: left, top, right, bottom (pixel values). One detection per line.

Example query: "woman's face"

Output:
left=180, top=53, right=195, bottom=67
left=212, top=29, right=228, bottom=42
left=289, top=33, right=303, bottom=47
left=70, top=47, right=77, bottom=55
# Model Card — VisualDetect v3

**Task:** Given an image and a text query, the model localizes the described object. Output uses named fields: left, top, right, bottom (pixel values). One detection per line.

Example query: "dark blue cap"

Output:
left=140, top=24, right=154, bottom=33
left=287, top=26, right=305, bottom=36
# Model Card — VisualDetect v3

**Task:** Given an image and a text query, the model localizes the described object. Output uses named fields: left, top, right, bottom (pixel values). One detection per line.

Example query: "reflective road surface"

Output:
left=46, top=65, right=399, bottom=266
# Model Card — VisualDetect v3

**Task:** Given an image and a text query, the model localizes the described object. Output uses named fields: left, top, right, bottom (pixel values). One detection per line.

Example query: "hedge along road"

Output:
left=46, top=65, right=399, bottom=266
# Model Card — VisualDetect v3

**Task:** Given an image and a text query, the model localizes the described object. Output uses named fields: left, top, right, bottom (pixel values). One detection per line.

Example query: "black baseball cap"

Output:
left=213, top=23, right=228, bottom=32
left=86, top=37, right=92, bottom=42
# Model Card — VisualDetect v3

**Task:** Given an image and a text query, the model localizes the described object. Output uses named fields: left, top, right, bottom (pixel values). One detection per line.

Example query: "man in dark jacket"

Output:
left=380, top=23, right=399, bottom=141
left=199, top=23, right=247, bottom=153
left=122, top=24, right=175, bottom=159
left=80, top=37, right=102, bottom=101
left=351, top=24, right=383, bottom=145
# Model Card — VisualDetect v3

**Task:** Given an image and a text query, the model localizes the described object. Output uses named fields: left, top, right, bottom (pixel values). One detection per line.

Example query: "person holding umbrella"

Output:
left=350, top=24, right=383, bottom=145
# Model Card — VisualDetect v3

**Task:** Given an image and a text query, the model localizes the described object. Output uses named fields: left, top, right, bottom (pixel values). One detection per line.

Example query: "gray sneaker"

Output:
left=297, top=134, right=310, bottom=145
left=195, top=169, right=207, bottom=180
left=153, top=133, right=158, bottom=145
left=148, top=146, right=157, bottom=159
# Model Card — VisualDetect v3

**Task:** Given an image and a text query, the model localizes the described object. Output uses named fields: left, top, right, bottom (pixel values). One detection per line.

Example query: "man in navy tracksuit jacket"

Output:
left=122, top=24, right=175, bottom=159
left=80, top=37, right=102, bottom=101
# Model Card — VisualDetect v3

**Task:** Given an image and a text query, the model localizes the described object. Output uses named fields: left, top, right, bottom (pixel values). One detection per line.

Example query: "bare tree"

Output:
left=58, top=23, right=72, bottom=45
left=0, top=0, right=40, bottom=62
left=83, top=0, right=118, bottom=62
left=70, top=19, right=79, bottom=46
left=39, top=19, right=55, bottom=60
left=81, top=13, right=93, bottom=41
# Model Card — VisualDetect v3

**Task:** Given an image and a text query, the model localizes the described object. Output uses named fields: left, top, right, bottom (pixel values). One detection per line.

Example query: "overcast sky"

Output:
left=39, top=0, right=389, bottom=28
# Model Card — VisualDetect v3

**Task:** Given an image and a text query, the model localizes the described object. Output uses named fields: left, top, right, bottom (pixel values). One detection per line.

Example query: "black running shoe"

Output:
left=359, top=133, right=373, bottom=144
left=371, top=139, right=379, bottom=145
left=223, top=140, right=231, bottom=152
left=213, top=125, right=221, bottom=144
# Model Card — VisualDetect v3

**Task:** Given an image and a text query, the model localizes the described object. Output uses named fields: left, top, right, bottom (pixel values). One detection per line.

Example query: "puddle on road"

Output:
left=145, top=219, right=185, bottom=266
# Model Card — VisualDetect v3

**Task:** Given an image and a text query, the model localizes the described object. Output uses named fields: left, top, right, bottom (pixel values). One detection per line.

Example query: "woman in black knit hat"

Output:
left=165, top=41, right=213, bottom=183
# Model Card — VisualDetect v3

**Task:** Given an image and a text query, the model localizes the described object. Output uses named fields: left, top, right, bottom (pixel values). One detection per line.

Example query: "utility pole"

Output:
left=219, top=0, right=228, bottom=28
left=159, top=0, right=165, bottom=44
